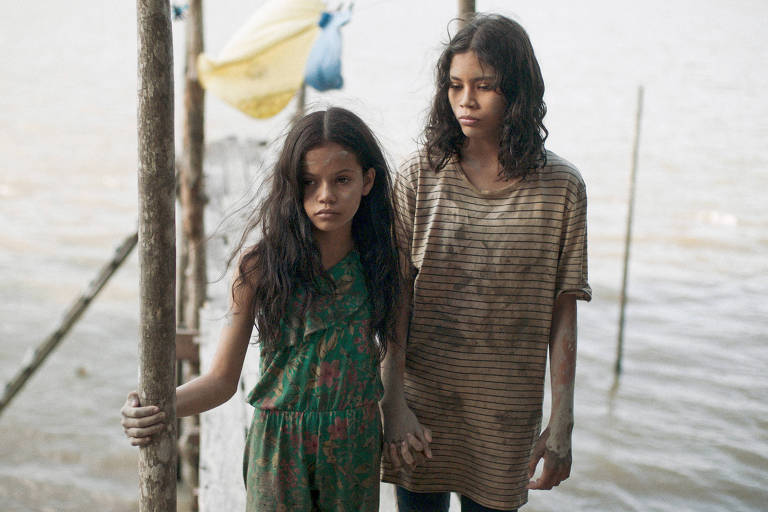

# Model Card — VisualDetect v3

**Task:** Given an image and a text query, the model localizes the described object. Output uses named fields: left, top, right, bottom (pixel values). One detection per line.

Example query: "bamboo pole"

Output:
left=458, top=0, right=475, bottom=28
left=615, top=85, right=644, bottom=378
left=137, top=0, right=177, bottom=510
left=0, top=233, right=138, bottom=417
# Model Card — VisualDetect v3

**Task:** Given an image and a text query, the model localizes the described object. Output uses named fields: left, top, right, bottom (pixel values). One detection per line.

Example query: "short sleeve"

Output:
left=394, top=156, right=419, bottom=276
left=556, top=175, right=592, bottom=301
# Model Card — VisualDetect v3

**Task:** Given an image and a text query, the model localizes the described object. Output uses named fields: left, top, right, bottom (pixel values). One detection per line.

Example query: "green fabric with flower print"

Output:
left=243, top=251, right=383, bottom=511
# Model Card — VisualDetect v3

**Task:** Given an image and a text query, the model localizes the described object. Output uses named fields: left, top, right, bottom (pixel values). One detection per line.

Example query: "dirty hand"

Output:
left=380, top=401, right=432, bottom=471
left=120, top=391, right=166, bottom=447
left=527, top=426, right=572, bottom=490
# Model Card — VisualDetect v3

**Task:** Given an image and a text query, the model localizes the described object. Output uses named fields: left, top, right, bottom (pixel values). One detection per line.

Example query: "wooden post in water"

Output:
left=137, top=0, right=177, bottom=510
left=457, top=0, right=475, bottom=28
left=615, top=85, right=644, bottom=378
left=178, top=0, right=205, bottom=507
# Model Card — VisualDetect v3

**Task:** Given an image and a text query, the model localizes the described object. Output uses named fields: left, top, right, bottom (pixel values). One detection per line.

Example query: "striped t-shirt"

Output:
left=381, top=150, right=591, bottom=510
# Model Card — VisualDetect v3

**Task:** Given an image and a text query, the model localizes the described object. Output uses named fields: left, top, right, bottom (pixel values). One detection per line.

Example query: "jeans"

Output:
left=395, top=487, right=517, bottom=512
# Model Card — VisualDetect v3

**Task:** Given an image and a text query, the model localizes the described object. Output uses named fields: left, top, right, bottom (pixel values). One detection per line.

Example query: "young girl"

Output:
left=379, top=14, right=591, bottom=512
left=121, top=107, right=401, bottom=511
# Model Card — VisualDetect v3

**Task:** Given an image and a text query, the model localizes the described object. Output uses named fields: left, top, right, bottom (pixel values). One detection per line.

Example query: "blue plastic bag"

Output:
left=304, top=9, right=351, bottom=91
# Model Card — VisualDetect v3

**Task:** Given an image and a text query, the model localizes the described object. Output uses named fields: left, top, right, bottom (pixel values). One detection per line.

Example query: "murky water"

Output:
left=1, top=1, right=766, bottom=510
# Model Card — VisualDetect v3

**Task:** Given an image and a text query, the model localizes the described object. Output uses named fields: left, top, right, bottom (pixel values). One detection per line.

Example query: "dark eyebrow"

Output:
left=449, top=75, right=497, bottom=82
left=302, top=168, right=358, bottom=177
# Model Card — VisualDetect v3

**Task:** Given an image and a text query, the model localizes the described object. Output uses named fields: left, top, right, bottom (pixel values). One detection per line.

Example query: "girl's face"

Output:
left=302, top=142, right=375, bottom=243
left=448, top=51, right=507, bottom=143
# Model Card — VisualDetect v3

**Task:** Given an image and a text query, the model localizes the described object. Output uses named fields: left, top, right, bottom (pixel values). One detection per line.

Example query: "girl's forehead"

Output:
left=450, top=51, right=496, bottom=75
left=451, top=50, right=494, bottom=71
left=304, top=142, right=360, bottom=171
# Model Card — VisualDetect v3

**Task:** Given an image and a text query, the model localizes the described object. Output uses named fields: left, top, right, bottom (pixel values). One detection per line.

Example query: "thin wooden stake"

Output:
left=615, top=85, right=644, bottom=378
left=137, top=0, right=177, bottom=510
left=0, top=232, right=138, bottom=417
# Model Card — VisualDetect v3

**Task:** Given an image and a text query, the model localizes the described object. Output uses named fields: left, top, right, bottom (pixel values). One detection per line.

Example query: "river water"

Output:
left=1, top=1, right=766, bottom=511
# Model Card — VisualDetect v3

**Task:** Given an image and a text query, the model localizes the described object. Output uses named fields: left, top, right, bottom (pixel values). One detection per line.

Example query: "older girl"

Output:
left=380, top=14, right=591, bottom=512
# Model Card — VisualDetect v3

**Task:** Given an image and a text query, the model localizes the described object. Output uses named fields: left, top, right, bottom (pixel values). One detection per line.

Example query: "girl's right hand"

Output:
left=120, top=391, right=166, bottom=446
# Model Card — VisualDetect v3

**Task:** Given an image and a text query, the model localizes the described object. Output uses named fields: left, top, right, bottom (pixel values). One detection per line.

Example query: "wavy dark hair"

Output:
left=425, top=13, right=548, bottom=179
left=232, top=107, right=401, bottom=359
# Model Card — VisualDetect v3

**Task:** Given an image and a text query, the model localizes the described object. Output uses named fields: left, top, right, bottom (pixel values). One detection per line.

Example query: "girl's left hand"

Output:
left=526, top=426, right=572, bottom=489
left=380, top=400, right=432, bottom=470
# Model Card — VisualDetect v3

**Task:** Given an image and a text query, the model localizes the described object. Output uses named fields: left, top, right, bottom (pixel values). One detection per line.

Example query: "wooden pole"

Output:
left=137, top=0, right=177, bottom=510
left=293, top=81, right=307, bottom=125
left=457, top=0, right=475, bottom=28
left=615, top=85, right=644, bottom=377
left=178, top=0, right=205, bottom=507
left=176, top=220, right=189, bottom=326
left=0, top=233, right=138, bottom=417
left=180, top=0, right=207, bottom=331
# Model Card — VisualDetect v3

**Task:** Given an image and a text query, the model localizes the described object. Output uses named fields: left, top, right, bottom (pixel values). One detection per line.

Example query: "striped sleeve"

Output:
left=394, top=155, right=419, bottom=277
left=556, top=171, right=591, bottom=300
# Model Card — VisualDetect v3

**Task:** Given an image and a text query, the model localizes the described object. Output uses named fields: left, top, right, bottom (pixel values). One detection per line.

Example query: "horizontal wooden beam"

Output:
left=176, top=329, right=200, bottom=362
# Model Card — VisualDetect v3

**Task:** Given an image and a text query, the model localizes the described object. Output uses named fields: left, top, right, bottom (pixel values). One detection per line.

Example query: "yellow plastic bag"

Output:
left=198, top=0, right=324, bottom=118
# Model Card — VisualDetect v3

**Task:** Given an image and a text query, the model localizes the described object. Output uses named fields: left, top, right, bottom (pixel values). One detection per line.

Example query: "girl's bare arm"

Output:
left=174, top=302, right=254, bottom=417
left=528, top=293, right=577, bottom=489
left=121, top=282, right=255, bottom=445
left=379, top=271, right=432, bottom=469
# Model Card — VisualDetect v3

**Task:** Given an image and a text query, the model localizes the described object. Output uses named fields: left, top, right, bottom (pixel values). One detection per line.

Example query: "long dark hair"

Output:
left=232, top=107, right=400, bottom=358
left=425, top=13, right=548, bottom=178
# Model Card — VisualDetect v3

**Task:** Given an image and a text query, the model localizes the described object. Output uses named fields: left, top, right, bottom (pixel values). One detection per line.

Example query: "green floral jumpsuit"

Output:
left=243, top=251, right=383, bottom=511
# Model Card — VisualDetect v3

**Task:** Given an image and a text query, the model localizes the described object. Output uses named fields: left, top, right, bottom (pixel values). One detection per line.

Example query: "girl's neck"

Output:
left=314, top=230, right=355, bottom=270
left=459, top=136, right=521, bottom=191
left=461, top=135, right=500, bottom=167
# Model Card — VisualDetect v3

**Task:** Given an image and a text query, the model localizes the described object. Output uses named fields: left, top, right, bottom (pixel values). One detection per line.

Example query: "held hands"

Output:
left=380, top=400, right=432, bottom=471
left=527, top=426, right=572, bottom=490
left=120, top=391, right=166, bottom=446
